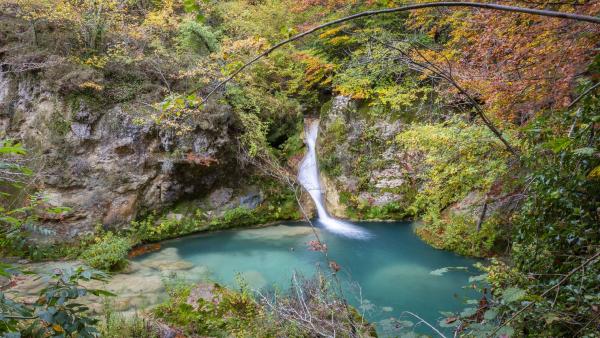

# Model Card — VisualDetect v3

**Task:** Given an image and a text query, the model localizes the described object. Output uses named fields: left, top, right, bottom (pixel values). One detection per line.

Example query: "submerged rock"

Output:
left=240, top=270, right=267, bottom=289
left=141, top=260, right=195, bottom=272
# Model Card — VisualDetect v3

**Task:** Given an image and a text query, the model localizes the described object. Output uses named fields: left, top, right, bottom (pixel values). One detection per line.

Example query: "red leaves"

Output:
left=186, top=152, right=219, bottom=167
left=413, top=1, right=600, bottom=122
left=307, top=240, right=327, bottom=252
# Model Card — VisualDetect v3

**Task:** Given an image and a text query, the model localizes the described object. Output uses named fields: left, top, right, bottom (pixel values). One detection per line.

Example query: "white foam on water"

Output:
left=298, top=119, right=370, bottom=239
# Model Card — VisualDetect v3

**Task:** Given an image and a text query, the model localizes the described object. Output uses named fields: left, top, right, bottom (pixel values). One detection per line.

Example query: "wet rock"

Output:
left=209, top=187, right=233, bottom=208
left=239, top=186, right=262, bottom=209
left=141, top=260, right=194, bottom=272
left=70, top=122, right=92, bottom=139
left=0, top=72, right=246, bottom=239
left=240, top=270, right=267, bottom=289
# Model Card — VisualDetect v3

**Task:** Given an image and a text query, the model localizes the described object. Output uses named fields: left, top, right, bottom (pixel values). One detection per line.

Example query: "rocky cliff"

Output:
left=0, top=71, right=271, bottom=239
left=316, top=96, right=419, bottom=220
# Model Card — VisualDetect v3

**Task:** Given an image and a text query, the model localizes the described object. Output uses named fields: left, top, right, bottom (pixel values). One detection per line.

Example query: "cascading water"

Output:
left=298, top=119, right=370, bottom=238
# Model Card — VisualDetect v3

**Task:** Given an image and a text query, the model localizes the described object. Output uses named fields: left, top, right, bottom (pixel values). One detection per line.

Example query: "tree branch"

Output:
left=200, top=1, right=600, bottom=104
left=567, top=81, right=600, bottom=109
left=488, top=250, right=600, bottom=337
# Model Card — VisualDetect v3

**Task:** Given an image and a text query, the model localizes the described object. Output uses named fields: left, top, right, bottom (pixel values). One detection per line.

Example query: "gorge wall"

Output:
left=0, top=71, right=275, bottom=239
left=316, top=96, right=418, bottom=220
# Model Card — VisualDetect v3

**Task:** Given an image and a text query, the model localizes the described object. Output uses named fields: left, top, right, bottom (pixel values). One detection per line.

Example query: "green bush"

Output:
left=80, top=232, right=131, bottom=271
left=397, top=119, right=512, bottom=256
left=153, top=280, right=272, bottom=337
left=100, top=300, right=158, bottom=338
left=176, top=20, right=218, bottom=55
left=1, top=266, right=113, bottom=337
left=130, top=211, right=203, bottom=243
left=211, top=207, right=257, bottom=229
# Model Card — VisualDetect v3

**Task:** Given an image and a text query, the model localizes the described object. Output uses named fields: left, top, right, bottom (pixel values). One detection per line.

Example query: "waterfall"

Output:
left=298, top=119, right=370, bottom=238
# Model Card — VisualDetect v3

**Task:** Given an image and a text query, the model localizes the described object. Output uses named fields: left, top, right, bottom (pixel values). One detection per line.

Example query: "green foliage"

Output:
left=502, top=92, right=599, bottom=335
left=318, top=116, right=347, bottom=177
left=0, top=139, right=31, bottom=187
left=417, top=213, right=499, bottom=257
left=360, top=201, right=407, bottom=220
left=99, top=301, right=158, bottom=338
left=278, top=120, right=304, bottom=159
left=0, top=140, right=97, bottom=262
left=176, top=20, right=218, bottom=55
left=46, top=110, right=71, bottom=139
left=0, top=266, right=113, bottom=337
left=212, top=206, right=256, bottom=228
left=130, top=209, right=205, bottom=243
left=435, top=92, right=600, bottom=337
left=80, top=232, right=131, bottom=271
left=397, top=119, right=511, bottom=256
left=237, top=111, right=271, bottom=158
left=153, top=279, right=274, bottom=337
left=397, top=119, right=510, bottom=217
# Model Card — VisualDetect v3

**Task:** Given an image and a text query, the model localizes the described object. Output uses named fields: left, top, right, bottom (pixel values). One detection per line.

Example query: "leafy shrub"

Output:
left=100, top=301, right=158, bottom=338
left=416, top=214, right=499, bottom=257
left=1, top=266, right=113, bottom=337
left=212, top=207, right=257, bottom=229
left=153, top=280, right=272, bottom=337
left=80, top=232, right=131, bottom=271
left=397, top=119, right=512, bottom=256
left=176, top=20, right=218, bottom=55
left=130, top=211, right=204, bottom=243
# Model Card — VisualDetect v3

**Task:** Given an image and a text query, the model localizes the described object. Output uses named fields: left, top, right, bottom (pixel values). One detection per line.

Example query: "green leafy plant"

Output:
left=1, top=266, right=114, bottom=337
left=80, top=232, right=131, bottom=271
left=396, top=119, right=512, bottom=257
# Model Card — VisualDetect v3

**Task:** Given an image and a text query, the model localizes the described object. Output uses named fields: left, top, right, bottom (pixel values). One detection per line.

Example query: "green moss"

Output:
left=45, top=110, right=71, bottom=140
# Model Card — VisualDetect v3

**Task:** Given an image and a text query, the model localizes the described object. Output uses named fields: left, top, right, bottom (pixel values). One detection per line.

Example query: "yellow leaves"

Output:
left=587, top=165, right=600, bottom=180
left=372, top=85, right=417, bottom=111
left=220, top=37, right=270, bottom=58
left=79, top=81, right=104, bottom=92
left=79, top=55, right=109, bottom=69
left=143, top=0, right=179, bottom=32
left=293, top=52, right=335, bottom=89
left=327, top=35, right=352, bottom=46
left=318, top=24, right=349, bottom=39
left=334, top=77, right=371, bottom=99
left=8, top=0, right=78, bottom=24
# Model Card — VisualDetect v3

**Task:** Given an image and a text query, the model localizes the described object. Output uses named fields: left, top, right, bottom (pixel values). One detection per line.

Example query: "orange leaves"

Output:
left=186, top=152, right=219, bottom=167
left=293, top=52, right=335, bottom=88
left=408, top=0, right=600, bottom=123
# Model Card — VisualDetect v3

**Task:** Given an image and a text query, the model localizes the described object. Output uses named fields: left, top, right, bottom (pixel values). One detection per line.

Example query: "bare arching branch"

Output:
left=201, top=1, right=600, bottom=104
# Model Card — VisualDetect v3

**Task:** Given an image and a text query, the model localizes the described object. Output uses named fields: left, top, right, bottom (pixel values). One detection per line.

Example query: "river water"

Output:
left=135, top=222, right=479, bottom=335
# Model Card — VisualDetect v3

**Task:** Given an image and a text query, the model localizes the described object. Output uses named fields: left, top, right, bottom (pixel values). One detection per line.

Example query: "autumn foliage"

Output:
left=408, top=0, right=600, bottom=122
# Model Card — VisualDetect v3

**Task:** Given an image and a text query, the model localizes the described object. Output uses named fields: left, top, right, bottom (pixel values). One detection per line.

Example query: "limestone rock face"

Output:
left=0, top=73, right=246, bottom=238
left=317, top=95, right=417, bottom=219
